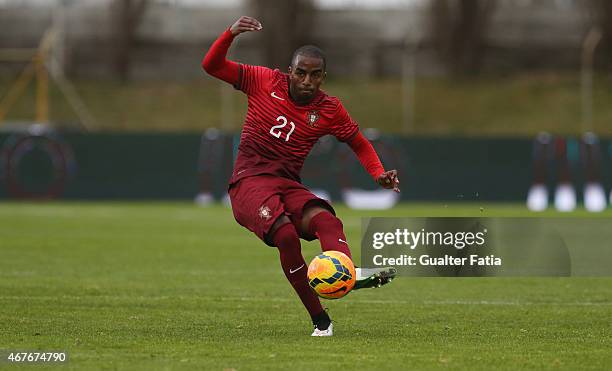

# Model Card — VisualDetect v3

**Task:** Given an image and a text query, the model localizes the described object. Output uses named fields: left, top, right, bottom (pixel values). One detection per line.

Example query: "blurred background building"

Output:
left=0, top=0, right=608, bottom=79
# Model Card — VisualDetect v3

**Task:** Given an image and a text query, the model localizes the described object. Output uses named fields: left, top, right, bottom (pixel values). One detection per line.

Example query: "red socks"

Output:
left=272, top=223, right=324, bottom=318
left=308, top=212, right=352, bottom=259
left=271, top=213, right=352, bottom=322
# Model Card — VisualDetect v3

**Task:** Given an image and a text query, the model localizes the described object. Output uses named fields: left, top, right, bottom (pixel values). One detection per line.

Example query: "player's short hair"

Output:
left=291, top=45, right=326, bottom=71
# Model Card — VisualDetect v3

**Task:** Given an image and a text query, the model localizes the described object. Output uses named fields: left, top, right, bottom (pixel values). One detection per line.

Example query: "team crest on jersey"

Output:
left=307, top=111, right=320, bottom=127
left=258, top=205, right=272, bottom=220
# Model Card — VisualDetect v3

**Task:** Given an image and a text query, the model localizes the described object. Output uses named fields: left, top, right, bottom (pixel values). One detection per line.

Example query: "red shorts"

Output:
left=228, top=175, right=334, bottom=246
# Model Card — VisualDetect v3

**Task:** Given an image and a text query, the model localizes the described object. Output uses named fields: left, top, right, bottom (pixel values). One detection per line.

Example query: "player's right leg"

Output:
left=228, top=176, right=332, bottom=336
left=268, top=215, right=332, bottom=336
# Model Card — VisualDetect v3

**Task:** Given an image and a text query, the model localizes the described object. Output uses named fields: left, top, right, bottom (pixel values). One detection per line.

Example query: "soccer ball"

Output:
left=307, top=251, right=356, bottom=299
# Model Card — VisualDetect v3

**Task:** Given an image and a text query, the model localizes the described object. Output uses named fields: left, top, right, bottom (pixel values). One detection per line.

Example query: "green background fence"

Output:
left=1, top=132, right=610, bottom=202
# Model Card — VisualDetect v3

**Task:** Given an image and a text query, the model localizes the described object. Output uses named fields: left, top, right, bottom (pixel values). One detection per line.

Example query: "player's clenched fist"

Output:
left=377, top=169, right=400, bottom=193
left=230, top=16, right=262, bottom=36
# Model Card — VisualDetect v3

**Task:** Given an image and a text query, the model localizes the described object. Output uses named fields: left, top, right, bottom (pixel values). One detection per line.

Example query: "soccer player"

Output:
left=202, top=16, right=400, bottom=337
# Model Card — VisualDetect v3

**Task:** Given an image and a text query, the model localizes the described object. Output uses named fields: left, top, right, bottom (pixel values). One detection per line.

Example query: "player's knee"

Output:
left=325, top=212, right=343, bottom=230
left=302, top=203, right=332, bottom=223
left=309, top=211, right=343, bottom=234
left=271, top=222, right=300, bottom=249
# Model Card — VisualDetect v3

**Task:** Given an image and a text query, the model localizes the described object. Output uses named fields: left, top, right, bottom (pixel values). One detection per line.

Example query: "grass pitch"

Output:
left=0, top=202, right=611, bottom=370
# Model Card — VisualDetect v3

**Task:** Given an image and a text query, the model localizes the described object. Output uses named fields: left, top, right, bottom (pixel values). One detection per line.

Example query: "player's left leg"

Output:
left=301, top=205, right=352, bottom=259
left=281, top=180, right=396, bottom=290
left=301, top=204, right=396, bottom=290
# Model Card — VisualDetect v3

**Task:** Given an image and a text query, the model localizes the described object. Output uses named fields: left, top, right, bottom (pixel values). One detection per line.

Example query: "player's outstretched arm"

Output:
left=201, top=16, right=262, bottom=85
left=347, top=132, right=401, bottom=193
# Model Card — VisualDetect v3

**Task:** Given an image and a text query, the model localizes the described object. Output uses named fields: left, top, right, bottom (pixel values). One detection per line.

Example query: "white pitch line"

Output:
left=219, top=297, right=612, bottom=306
left=1, top=295, right=611, bottom=306
left=422, top=300, right=612, bottom=307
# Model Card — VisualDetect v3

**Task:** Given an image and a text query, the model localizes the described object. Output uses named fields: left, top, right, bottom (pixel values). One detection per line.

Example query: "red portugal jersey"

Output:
left=229, top=64, right=359, bottom=185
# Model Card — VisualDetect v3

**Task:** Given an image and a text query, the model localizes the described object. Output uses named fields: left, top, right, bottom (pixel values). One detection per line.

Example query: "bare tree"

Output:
left=110, top=0, right=149, bottom=81
left=429, top=0, right=496, bottom=75
left=250, top=0, right=316, bottom=70
left=585, top=0, right=612, bottom=69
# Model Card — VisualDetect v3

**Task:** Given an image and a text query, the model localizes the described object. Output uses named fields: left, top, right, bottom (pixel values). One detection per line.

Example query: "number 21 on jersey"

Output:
left=269, top=115, right=295, bottom=142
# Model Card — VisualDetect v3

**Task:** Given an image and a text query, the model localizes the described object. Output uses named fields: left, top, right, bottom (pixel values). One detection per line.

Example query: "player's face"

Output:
left=288, top=55, right=326, bottom=105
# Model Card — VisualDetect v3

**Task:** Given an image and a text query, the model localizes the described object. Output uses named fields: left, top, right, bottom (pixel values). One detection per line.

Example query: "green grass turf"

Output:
left=0, top=202, right=610, bottom=370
